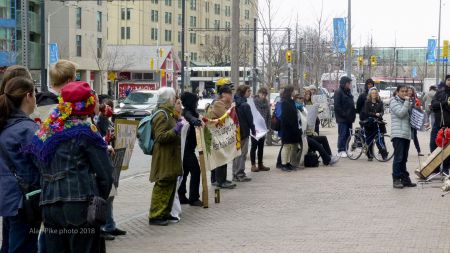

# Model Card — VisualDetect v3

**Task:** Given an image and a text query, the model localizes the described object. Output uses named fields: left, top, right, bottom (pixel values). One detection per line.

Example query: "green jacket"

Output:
left=150, top=104, right=182, bottom=182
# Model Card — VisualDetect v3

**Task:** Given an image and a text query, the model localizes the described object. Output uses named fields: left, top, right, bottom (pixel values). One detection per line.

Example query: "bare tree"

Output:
left=200, top=34, right=252, bottom=66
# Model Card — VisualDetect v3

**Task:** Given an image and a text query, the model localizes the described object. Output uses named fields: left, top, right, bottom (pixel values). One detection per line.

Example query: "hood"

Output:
left=3, top=109, right=33, bottom=131
left=181, top=92, right=199, bottom=111
left=36, top=91, right=59, bottom=106
left=234, top=95, right=247, bottom=106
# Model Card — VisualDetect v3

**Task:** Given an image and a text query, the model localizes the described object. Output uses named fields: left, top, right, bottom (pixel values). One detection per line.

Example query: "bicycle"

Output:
left=345, top=118, right=394, bottom=162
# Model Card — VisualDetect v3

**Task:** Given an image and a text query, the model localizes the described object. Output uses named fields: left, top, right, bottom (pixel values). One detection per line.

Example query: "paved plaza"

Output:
left=106, top=123, right=450, bottom=253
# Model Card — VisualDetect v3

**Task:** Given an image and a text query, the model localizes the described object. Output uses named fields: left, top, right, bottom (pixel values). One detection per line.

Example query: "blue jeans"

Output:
left=101, top=197, right=116, bottom=233
left=392, top=138, right=410, bottom=180
left=337, top=122, right=352, bottom=152
left=1, top=214, right=39, bottom=253
left=430, top=124, right=440, bottom=152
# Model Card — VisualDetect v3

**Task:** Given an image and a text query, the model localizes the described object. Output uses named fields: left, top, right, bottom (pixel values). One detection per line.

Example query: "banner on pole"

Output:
left=427, top=39, right=437, bottom=63
left=247, top=98, right=268, bottom=141
left=333, top=18, right=347, bottom=53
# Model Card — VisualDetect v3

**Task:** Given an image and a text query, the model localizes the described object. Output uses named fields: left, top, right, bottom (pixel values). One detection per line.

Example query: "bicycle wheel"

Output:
left=372, top=134, right=394, bottom=162
left=345, top=133, right=363, bottom=160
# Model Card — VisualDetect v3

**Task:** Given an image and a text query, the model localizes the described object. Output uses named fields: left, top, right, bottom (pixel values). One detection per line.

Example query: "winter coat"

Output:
left=356, top=83, right=371, bottom=121
left=182, top=107, right=202, bottom=154
left=253, top=95, right=271, bottom=128
left=0, top=110, right=39, bottom=216
left=206, top=99, right=231, bottom=120
left=280, top=98, right=301, bottom=144
left=334, top=84, right=356, bottom=124
left=234, top=95, right=255, bottom=140
left=365, top=100, right=384, bottom=120
left=431, top=86, right=450, bottom=127
left=150, top=104, right=182, bottom=183
left=390, top=96, right=412, bottom=140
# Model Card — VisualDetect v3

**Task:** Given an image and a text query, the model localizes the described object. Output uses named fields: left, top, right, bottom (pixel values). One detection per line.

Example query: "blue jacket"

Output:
left=0, top=110, right=39, bottom=217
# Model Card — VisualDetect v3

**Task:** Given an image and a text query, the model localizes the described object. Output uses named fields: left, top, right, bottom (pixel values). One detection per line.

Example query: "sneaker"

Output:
left=251, top=165, right=259, bottom=172
left=100, top=232, right=115, bottom=240
left=189, top=200, right=203, bottom=207
left=218, top=181, right=236, bottom=189
left=402, top=178, right=417, bottom=187
left=368, top=157, right=373, bottom=161
left=149, top=218, right=169, bottom=226
left=280, top=165, right=293, bottom=172
left=393, top=179, right=404, bottom=189
left=167, top=215, right=180, bottom=223
left=179, top=195, right=189, bottom=205
left=234, top=176, right=252, bottom=182
left=339, top=151, right=348, bottom=158
left=211, top=181, right=218, bottom=186
left=108, top=228, right=127, bottom=236
left=287, top=163, right=298, bottom=171
left=328, top=156, right=339, bottom=166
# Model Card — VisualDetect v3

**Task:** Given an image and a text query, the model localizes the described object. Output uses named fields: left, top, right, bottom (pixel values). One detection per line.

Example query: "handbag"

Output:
left=0, top=142, right=41, bottom=224
left=304, top=151, right=319, bottom=167
left=87, top=174, right=108, bottom=226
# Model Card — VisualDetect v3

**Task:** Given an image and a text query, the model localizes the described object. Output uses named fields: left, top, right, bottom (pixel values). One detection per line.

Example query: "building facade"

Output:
left=46, top=0, right=108, bottom=93
left=107, top=0, right=257, bottom=66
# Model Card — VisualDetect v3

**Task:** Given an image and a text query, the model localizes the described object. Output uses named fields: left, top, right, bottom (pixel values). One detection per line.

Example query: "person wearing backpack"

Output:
left=0, top=77, right=40, bottom=253
left=148, top=87, right=183, bottom=226
left=178, top=92, right=203, bottom=207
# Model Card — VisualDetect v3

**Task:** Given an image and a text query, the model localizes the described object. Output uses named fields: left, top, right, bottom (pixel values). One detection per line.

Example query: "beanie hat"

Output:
left=339, top=76, right=352, bottom=85
left=60, top=81, right=96, bottom=116
left=218, top=85, right=232, bottom=95
left=181, top=92, right=199, bottom=110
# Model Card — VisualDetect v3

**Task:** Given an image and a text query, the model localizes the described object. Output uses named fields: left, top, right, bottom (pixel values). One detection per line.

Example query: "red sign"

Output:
left=118, top=83, right=158, bottom=98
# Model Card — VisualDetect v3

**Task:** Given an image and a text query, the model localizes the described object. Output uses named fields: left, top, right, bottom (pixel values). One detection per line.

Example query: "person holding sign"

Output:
left=250, top=87, right=271, bottom=172
left=407, top=86, right=422, bottom=156
left=390, top=85, right=416, bottom=189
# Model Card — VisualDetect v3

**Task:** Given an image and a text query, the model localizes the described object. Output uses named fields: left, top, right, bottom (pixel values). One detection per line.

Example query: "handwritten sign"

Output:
left=114, top=119, right=139, bottom=170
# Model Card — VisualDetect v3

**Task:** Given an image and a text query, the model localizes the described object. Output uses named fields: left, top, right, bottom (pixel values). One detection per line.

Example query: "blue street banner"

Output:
left=411, top=67, right=417, bottom=78
left=333, top=18, right=347, bottom=53
left=49, top=43, right=59, bottom=65
left=427, top=39, right=437, bottom=63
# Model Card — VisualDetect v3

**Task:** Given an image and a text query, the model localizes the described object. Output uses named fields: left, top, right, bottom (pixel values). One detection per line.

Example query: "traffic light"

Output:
left=286, top=50, right=292, bottom=63
left=370, top=55, right=377, bottom=66
left=357, top=56, right=363, bottom=67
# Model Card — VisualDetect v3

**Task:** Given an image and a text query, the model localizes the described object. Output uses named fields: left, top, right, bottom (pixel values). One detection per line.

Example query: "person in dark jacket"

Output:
left=0, top=77, right=40, bottom=253
left=250, top=87, right=271, bottom=172
left=364, top=88, right=388, bottom=161
left=26, top=81, right=113, bottom=252
left=232, top=85, right=255, bottom=182
left=279, top=86, right=301, bottom=171
left=334, top=76, right=356, bottom=157
left=430, top=75, right=450, bottom=174
left=178, top=92, right=204, bottom=206
left=356, top=78, right=374, bottom=122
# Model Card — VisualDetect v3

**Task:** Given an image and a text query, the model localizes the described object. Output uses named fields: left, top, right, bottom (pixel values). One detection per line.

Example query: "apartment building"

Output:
left=47, top=0, right=108, bottom=93
left=107, top=0, right=257, bottom=66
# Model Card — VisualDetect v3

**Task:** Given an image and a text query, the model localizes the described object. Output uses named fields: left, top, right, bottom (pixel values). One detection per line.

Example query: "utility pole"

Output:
left=21, top=0, right=29, bottom=68
left=293, top=25, right=298, bottom=88
left=346, top=0, right=352, bottom=78
left=299, top=37, right=305, bottom=95
left=436, top=0, right=442, bottom=84
left=40, top=0, right=47, bottom=91
left=253, top=17, right=257, bottom=92
left=267, top=33, right=272, bottom=90
left=287, top=28, right=291, bottom=86
left=180, top=0, right=186, bottom=93
left=231, top=0, right=240, bottom=87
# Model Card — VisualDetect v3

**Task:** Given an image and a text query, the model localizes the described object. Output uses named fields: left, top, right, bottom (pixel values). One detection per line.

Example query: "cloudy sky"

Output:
left=259, top=0, right=449, bottom=47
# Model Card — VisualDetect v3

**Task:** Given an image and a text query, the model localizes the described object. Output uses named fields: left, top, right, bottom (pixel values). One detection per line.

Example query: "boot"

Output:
left=258, top=163, right=270, bottom=171
left=251, top=164, right=259, bottom=172
left=401, top=177, right=417, bottom=187
left=393, top=179, right=404, bottom=189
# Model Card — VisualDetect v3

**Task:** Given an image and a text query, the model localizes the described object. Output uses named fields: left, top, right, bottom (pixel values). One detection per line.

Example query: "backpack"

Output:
left=137, top=109, right=168, bottom=155
left=304, top=151, right=319, bottom=167
left=271, top=102, right=282, bottom=131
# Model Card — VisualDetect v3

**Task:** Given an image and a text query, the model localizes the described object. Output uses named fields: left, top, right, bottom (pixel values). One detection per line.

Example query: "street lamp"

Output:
left=436, top=0, right=442, bottom=83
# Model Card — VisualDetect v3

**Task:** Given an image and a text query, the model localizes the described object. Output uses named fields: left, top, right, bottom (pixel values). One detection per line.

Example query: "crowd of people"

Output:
left=2, top=59, right=450, bottom=252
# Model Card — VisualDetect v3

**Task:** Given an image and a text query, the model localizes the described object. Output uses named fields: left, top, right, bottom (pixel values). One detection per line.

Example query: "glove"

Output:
left=193, top=119, right=203, bottom=127
left=174, top=121, right=183, bottom=135
left=251, top=129, right=256, bottom=136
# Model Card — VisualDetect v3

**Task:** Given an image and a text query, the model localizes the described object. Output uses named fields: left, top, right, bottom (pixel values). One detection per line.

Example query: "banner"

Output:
left=427, top=39, right=437, bottom=63
left=49, top=43, right=59, bottom=65
left=247, top=98, right=268, bottom=140
left=333, top=18, right=347, bottom=53
left=305, top=105, right=319, bottom=132
left=114, top=119, right=139, bottom=170
left=202, top=107, right=241, bottom=171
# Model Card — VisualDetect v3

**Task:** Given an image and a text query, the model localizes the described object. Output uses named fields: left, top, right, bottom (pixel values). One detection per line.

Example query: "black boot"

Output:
left=393, top=179, right=404, bottom=189
left=401, top=177, right=417, bottom=187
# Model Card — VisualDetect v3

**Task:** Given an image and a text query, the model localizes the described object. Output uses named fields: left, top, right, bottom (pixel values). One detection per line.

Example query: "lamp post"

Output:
left=436, top=0, right=442, bottom=83
left=346, top=0, right=352, bottom=78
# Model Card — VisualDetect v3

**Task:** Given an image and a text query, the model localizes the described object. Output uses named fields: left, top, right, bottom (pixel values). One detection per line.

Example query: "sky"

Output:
left=259, top=0, right=450, bottom=48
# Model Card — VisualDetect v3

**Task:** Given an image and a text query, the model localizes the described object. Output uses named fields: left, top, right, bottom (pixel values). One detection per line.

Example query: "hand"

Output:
left=375, top=113, right=380, bottom=117
left=447, top=97, right=450, bottom=105
left=174, top=121, right=183, bottom=135
left=404, top=96, right=410, bottom=101
left=107, top=145, right=115, bottom=155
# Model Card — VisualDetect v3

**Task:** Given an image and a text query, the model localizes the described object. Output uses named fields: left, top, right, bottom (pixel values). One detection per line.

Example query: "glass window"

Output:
left=214, top=4, right=220, bottom=15
left=121, top=8, right=125, bottom=20
left=178, top=31, right=181, bottom=43
left=76, top=35, right=82, bottom=57
left=214, top=20, right=220, bottom=30
left=121, top=27, right=125, bottom=39
left=76, top=7, right=82, bottom=29
left=165, top=0, right=172, bottom=6
left=151, top=28, right=158, bottom=40
left=190, top=0, right=197, bottom=10
left=178, top=14, right=182, bottom=26
left=151, top=10, right=159, bottom=22
left=97, top=12, right=102, bottom=32
left=205, top=18, right=209, bottom=29
left=165, top=12, right=172, bottom=24
left=205, top=2, right=209, bottom=12
left=190, top=16, right=196, bottom=27
left=124, top=91, right=158, bottom=104
left=97, top=38, right=102, bottom=58
left=127, top=8, right=131, bottom=20
left=165, top=30, right=172, bottom=42
left=190, top=33, right=196, bottom=44
left=143, top=73, right=154, bottom=80
left=126, top=27, right=130, bottom=39
left=245, top=10, right=250, bottom=20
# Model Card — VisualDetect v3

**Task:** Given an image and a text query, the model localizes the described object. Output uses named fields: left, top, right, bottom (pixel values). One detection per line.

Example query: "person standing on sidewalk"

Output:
left=279, top=86, right=301, bottom=171
left=206, top=86, right=236, bottom=189
left=364, top=88, right=388, bottom=161
left=0, top=77, right=40, bottom=253
left=149, top=87, right=183, bottom=226
left=334, top=76, right=356, bottom=158
left=407, top=86, right=422, bottom=156
left=178, top=92, right=203, bottom=207
left=250, top=87, right=271, bottom=172
left=232, top=85, right=255, bottom=182
left=356, top=78, right=374, bottom=122
left=390, top=84, right=416, bottom=189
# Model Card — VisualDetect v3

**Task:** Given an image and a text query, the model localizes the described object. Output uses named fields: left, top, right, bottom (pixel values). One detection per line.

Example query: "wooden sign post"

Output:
left=196, top=127, right=209, bottom=208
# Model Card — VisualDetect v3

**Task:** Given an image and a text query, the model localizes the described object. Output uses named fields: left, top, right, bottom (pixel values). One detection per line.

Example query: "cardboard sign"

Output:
left=114, top=119, right=139, bottom=170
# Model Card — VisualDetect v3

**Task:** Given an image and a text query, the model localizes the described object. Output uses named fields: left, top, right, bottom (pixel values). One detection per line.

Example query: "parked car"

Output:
left=114, top=90, right=158, bottom=120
